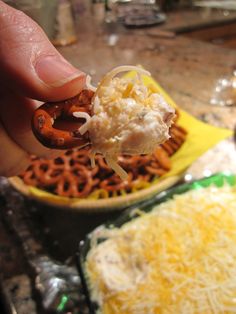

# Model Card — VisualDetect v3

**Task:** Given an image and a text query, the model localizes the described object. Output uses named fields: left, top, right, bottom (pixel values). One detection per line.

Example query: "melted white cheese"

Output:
left=75, top=66, right=175, bottom=179
left=89, top=67, right=174, bottom=156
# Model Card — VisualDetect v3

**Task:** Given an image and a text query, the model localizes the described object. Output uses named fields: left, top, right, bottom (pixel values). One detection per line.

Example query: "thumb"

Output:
left=0, top=1, right=86, bottom=102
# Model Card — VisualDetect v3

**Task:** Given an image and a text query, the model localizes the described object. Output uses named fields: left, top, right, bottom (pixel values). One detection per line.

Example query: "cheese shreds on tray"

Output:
left=85, top=185, right=236, bottom=314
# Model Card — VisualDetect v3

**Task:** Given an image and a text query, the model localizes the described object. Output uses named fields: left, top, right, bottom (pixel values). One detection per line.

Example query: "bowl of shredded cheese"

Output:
left=78, top=173, right=236, bottom=313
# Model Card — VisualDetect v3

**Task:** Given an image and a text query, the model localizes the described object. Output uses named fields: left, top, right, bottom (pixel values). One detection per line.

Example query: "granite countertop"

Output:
left=1, top=7, right=236, bottom=314
left=160, top=7, right=236, bottom=33
left=59, top=7, right=236, bottom=129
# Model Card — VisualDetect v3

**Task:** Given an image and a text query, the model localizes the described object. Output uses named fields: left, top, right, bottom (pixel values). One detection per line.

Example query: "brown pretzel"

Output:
left=145, top=163, right=167, bottom=176
left=95, top=155, right=113, bottom=173
left=118, top=155, right=149, bottom=170
left=21, top=161, right=39, bottom=186
left=100, top=173, right=133, bottom=192
left=55, top=165, right=93, bottom=198
left=32, top=90, right=94, bottom=149
left=71, top=147, right=91, bottom=165
left=152, top=147, right=171, bottom=170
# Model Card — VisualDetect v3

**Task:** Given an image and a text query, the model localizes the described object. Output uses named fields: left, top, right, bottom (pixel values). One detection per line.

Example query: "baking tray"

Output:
left=77, top=172, right=236, bottom=313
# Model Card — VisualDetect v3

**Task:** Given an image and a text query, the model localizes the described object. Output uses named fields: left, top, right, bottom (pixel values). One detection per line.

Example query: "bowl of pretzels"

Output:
left=9, top=114, right=187, bottom=211
left=11, top=66, right=224, bottom=212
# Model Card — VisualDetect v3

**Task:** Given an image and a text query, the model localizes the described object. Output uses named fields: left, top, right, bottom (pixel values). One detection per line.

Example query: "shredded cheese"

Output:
left=86, top=75, right=97, bottom=92
left=85, top=186, right=236, bottom=314
left=73, top=111, right=92, bottom=135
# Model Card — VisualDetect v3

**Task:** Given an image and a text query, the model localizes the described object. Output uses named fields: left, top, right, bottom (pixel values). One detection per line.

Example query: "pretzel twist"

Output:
left=55, top=165, right=93, bottom=198
left=32, top=90, right=94, bottom=149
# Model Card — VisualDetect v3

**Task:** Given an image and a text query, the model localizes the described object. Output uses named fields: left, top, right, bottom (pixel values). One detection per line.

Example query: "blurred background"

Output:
left=5, top=0, right=236, bottom=107
left=0, top=1, right=236, bottom=314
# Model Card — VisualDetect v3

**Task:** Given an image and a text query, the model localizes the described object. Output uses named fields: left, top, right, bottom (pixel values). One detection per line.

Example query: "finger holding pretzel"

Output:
left=0, top=0, right=87, bottom=176
left=32, top=89, right=94, bottom=149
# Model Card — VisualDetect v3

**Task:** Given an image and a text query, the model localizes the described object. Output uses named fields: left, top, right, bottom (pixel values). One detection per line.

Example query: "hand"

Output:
left=0, top=0, right=86, bottom=176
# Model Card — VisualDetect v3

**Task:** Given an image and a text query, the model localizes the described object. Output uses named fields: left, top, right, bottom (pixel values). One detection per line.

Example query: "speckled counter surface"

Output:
left=1, top=8, right=236, bottom=314
left=160, top=8, right=236, bottom=33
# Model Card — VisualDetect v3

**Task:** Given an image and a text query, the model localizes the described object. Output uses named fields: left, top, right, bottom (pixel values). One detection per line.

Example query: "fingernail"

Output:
left=35, top=55, right=85, bottom=87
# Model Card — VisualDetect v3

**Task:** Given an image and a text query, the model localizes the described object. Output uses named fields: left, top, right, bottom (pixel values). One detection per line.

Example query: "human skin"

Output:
left=0, top=0, right=86, bottom=176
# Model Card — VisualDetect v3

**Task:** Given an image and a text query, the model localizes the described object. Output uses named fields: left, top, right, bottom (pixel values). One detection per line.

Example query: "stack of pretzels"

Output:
left=20, top=114, right=187, bottom=199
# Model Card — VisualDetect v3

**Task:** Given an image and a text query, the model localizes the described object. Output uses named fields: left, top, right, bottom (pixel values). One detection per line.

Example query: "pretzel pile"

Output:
left=20, top=119, right=187, bottom=199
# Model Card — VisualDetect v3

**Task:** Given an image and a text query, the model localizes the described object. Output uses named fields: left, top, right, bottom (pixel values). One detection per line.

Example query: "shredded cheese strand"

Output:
left=86, top=75, right=96, bottom=92
left=105, top=156, right=129, bottom=181
left=94, top=65, right=150, bottom=98
left=73, top=111, right=92, bottom=135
